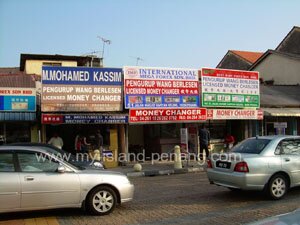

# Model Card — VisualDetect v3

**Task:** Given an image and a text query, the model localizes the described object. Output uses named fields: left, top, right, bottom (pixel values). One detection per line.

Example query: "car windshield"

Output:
left=231, top=138, right=271, bottom=154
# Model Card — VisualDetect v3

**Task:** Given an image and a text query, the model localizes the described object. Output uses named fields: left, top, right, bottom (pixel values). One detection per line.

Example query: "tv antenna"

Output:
left=97, top=36, right=111, bottom=58
left=130, top=56, right=144, bottom=66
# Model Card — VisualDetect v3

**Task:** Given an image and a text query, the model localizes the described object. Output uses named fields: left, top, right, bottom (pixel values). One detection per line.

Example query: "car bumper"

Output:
left=120, top=183, right=134, bottom=203
left=206, top=169, right=267, bottom=190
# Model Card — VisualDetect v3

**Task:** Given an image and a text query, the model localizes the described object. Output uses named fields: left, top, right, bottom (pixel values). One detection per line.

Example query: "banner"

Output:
left=42, top=114, right=128, bottom=124
left=0, top=88, right=36, bottom=111
left=129, top=108, right=206, bottom=124
left=41, top=66, right=123, bottom=112
left=124, top=66, right=200, bottom=108
left=201, top=68, right=260, bottom=108
left=206, top=109, right=263, bottom=120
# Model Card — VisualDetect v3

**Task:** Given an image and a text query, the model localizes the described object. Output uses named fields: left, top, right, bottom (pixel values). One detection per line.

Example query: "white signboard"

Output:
left=206, top=109, right=263, bottom=120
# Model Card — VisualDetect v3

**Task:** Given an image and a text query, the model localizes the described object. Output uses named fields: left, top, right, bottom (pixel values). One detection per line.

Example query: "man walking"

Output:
left=199, top=124, right=210, bottom=161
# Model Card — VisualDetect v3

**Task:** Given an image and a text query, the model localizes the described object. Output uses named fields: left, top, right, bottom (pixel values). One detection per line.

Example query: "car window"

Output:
left=0, top=153, right=14, bottom=172
left=231, top=138, right=271, bottom=154
left=18, top=152, right=59, bottom=172
left=281, top=139, right=300, bottom=155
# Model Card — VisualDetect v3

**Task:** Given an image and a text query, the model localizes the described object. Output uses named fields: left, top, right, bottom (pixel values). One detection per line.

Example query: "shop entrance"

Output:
left=46, top=124, right=110, bottom=153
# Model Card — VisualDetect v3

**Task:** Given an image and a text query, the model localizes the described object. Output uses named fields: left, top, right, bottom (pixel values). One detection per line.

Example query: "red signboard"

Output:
left=129, top=108, right=207, bottom=124
left=42, top=114, right=64, bottom=124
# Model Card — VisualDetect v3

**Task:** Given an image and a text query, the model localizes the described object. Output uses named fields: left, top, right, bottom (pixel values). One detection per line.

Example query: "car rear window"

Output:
left=231, top=138, right=271, bottom=154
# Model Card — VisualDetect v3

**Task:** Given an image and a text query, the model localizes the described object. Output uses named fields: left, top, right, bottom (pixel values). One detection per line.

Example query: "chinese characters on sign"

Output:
left=0, top=88, right=36, bottom=111
left=129, top=108, right=207, bottom=124
left=124, top=66, right=200, bottom=109
left=201, top=68, right=260, bottom=108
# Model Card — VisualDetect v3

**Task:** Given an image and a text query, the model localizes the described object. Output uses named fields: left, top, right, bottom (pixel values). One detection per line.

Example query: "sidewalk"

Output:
left=110, top=160, right=205, bottom=177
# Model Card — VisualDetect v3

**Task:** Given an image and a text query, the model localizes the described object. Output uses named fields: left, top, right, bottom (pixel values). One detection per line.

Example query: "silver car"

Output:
left=0, top=145, right=134, bottom=215
left=206, top=135, right=300, bottom=199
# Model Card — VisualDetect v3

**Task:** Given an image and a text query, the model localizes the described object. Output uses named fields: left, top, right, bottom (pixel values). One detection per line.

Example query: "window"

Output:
left=18, top=152, right=59, bottom=172
left=232, top=139, right=271, bottom=154
left=0, top=153, right=14, bottom=172
left=281, top=139, right=300, bottom=155
left=42, top=62, right=62, bottom=67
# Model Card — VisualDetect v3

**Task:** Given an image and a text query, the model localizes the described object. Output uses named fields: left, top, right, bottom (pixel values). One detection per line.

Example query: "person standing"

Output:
left=95, top=130, right=103, bottom=150
left=48, top=132, right=64, bottom=149
left=224, top=133, right=235, bottom=150
left=199, top=124, right=210, bottom=161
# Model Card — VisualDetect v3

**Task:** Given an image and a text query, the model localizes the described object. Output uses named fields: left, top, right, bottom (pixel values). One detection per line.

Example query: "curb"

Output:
left=125, top=167, right=204, bottom=177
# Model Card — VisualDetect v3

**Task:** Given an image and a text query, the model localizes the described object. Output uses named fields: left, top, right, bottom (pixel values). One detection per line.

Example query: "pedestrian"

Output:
left=48, top=132, right=64, bottom=149
left=224, top=133, right=235, bottom=151
left=81, top=134, right=91, bottom=153
left=95, top=129, right=103, bottom=150
left=75, top=132, right=82, bottom=152
left=198, top=124, right=210, bottom=161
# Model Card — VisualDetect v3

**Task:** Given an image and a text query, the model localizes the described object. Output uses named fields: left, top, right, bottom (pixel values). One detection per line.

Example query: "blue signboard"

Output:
left=42, top=114, right=128, bottom=124
left=0, top=87, right=36, bottom=112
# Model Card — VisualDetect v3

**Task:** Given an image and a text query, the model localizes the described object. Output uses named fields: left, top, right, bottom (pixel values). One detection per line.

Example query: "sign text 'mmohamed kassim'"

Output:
left=41, top=66, right=123, bottom=112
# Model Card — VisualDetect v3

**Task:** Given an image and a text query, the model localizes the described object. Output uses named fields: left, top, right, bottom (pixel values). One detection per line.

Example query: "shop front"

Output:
left=41, top=66, right=124, bottom=168
left=0, top=84, right=37, bottom=144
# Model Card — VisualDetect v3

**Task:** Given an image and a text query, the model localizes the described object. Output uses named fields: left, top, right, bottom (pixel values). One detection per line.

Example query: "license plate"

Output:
left=216, top=161, right=231, bottom=169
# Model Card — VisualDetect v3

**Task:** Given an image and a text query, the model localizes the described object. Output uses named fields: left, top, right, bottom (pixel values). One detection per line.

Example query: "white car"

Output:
left=0, top=145, right=134, bottom=215
left=206, top=136, right=300, bottom=199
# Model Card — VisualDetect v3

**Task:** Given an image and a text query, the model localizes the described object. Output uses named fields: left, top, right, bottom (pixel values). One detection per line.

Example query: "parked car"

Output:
left=0, top=145, right=134, bottom=215
left=206, top=135, right=300, bottom=199
left=5, top=142, right=105, bottom=169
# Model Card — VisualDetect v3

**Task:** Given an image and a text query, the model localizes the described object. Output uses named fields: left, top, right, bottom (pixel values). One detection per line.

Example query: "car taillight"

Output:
left=234, top=161, right=249, bottom=173
left=207, top=159, right=212, bottom=168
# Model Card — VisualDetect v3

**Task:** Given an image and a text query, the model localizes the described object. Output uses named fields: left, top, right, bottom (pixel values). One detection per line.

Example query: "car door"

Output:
left=16, top=150, right=81, bottom=209
left=280, top=138, right=300, bottom=185
left=0, top=151, right=21, bottom=211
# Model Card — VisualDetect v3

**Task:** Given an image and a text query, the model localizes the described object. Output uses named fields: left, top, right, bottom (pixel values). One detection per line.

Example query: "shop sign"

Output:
left=129, top=108, right=206, bottom=124
left=124, top=66, right=200, bottom=108
left=41, top=66, right=123, bottom=112
left=0, top=88, right=36, bottom=111
left=274, top=122, right=287, bottom=129
left=206, top=109, right=263, bottom=120
left=180, top=128, right=188, bottom=152
left=201, top=68, right=260, bottom=108
left=42, top=114, right=128, bottom=124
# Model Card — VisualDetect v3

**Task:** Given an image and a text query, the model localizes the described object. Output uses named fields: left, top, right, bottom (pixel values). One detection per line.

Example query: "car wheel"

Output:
left=267, top=174, right=288, bottom=200
left=87, top=186, right=117, bottom=215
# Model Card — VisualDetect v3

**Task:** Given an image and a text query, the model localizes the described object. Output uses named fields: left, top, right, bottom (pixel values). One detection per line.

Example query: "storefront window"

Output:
left=5, top=123, right=31, bottom=143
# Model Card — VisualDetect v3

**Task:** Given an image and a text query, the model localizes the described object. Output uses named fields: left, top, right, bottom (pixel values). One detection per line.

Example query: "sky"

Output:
left=0, top=0, right=300, bottom=69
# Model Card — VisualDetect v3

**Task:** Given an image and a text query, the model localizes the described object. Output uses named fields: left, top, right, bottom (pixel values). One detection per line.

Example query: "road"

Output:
left=1, top=172, right=300, bottom=225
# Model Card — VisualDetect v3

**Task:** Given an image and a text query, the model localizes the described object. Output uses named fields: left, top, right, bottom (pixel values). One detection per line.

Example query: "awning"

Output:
left=263, top=108, right=300, bottom=117
left=0, top=112, right=36, bottom=121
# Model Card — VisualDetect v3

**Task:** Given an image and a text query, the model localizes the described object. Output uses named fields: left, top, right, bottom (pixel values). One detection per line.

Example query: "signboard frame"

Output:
left=201, top=68, right=260, bottom=108
left=124, top=66, right=200, bottom=109
left=41, top=66, right=123, bottom=112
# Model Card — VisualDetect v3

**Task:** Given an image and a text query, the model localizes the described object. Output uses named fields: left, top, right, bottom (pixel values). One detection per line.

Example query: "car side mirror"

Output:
left=57, top=164, right=66, bottom=173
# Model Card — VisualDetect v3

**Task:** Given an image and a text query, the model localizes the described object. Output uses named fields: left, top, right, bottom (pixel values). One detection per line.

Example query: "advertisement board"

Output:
left=0, top=88, right=36, bottom=111
left=129, top=108, right=206, bottom=124
left=41, top=66, right=123, bottom=112
left=124, top=66, right=200, bottom=108
left=206, top=109, right=263, bottom=120
left=201, top=68, right=260, bottom=108
left=42, top=114, right=128, bottom=124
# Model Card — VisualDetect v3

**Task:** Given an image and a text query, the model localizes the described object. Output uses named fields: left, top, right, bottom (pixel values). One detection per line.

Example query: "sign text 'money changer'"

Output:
left=42, top=67, right=122, bottom=85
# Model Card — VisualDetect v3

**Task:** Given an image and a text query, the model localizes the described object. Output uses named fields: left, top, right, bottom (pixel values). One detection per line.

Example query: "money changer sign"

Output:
left=42, top=66, right=123, bottom=112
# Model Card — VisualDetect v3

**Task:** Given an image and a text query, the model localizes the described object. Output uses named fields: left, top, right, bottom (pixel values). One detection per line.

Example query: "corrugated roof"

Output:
left=260, top=85, right=300, bottom=107
left=0, top=74, right=36, bottom=88
left=231, top=50, right=264, bottom=63
left=0, top=67, right=20, bottom=74
left=0, top=112, right=36, bottom=121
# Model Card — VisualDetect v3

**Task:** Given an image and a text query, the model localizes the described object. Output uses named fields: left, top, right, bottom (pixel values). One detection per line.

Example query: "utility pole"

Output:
left=97, top=36, right=111, bottom=66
